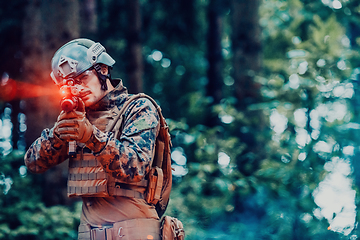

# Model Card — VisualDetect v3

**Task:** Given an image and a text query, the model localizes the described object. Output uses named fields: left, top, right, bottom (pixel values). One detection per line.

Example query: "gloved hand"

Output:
left=54, top=98, right=93, bottom=143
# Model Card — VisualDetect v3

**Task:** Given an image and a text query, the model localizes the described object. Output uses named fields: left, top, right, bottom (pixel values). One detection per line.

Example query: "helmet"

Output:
left=50, top=38, right=115, bottom=86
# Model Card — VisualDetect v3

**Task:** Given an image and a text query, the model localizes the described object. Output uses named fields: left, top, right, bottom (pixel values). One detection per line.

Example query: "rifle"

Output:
left=59, top=79, right=80, bottom=158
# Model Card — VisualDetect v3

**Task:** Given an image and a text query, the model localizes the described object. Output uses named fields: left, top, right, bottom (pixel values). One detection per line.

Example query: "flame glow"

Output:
left=0, top=77, right=59, bottom=101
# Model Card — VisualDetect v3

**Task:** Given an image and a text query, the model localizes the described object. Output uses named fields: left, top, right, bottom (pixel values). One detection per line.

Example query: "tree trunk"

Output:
left=231, top=0, right=264, bottom=180
left=206, top=0, right=225, bottom=127
left=22, top=0, right=80, bottom=206
left=23, top=0, right=80, bottom=147
left=231, top=0, right=262, bottom=108
left=126, top=0, right=143, bottom=94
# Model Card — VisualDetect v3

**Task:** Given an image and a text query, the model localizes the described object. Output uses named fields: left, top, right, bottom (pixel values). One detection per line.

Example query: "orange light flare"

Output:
left=0, top=75, right=60, bottom=102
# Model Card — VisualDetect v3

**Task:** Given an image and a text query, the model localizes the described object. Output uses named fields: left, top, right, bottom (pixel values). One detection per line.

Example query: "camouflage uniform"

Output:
left=24, top=80, right=161, bottom=239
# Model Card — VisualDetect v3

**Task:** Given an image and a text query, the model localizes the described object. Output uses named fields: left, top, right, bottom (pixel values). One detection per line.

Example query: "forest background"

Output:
left=1, top=0, right=360, bottom=239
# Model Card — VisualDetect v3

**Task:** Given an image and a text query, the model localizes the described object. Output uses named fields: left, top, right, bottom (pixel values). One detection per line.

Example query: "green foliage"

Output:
left=166, top=0, right=360, bottom=239
left=0, top=151, right=80, bottom=240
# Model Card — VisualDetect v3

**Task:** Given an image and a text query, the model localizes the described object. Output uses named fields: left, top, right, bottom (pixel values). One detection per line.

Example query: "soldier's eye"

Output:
left=74, top=79, right=82, bottom=85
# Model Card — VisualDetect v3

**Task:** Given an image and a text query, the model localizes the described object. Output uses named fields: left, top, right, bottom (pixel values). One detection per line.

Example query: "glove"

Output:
left=54, top=98, right=93, bottom=143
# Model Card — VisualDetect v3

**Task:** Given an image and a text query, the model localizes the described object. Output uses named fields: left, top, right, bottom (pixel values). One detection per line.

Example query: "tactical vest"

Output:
left=67, top=148, right=148, bottom=198
left=67, top=94, right=172, bottom=216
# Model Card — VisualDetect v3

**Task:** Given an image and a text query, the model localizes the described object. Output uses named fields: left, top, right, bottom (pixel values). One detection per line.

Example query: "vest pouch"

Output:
left=160, top=216, right=185, bottom=240
left=67, top=152, right=109, bottom=198
left=145, top=167, right=163, bottom=204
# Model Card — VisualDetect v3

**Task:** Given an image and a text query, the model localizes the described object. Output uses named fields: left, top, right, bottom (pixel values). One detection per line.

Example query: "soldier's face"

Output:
left=73, top=70, right=107, bottom=107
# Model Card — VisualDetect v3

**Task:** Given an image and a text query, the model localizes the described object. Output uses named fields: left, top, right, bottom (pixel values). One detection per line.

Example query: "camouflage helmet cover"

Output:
left=50, top=38, right=115, bottom=85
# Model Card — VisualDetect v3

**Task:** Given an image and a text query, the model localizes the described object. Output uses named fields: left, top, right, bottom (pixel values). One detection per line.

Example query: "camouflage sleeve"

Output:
left=24, top=127, right=68, bottom=173
left=85, top=98, right=160, bottom=182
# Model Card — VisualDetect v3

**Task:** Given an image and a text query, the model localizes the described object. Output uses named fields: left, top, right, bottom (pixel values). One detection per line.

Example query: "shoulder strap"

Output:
left=106, top=93, right=146, bottom=134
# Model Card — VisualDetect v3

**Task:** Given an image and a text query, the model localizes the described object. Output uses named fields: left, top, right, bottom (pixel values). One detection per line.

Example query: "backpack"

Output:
left=107, top=93, right=172, bottom=217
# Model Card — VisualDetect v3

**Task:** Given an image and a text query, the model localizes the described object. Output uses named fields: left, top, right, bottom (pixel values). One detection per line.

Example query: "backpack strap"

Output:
left=106, top=93, right=146, bottom=139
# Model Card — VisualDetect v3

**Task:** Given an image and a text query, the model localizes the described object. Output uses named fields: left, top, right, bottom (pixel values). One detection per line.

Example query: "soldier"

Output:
left=24, top=38, right=164, bottom=240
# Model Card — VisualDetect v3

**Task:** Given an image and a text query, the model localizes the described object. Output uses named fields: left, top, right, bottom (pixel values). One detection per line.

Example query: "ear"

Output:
left=100, top=64, right=108, bottom=75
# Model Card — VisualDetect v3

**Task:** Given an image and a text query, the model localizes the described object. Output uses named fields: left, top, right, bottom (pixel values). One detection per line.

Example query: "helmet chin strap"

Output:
left=93, top=64, right=111, bottom=91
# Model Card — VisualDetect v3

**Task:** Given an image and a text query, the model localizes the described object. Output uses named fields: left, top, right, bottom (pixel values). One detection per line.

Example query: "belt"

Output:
left=78, top=218, right=160, bottom=240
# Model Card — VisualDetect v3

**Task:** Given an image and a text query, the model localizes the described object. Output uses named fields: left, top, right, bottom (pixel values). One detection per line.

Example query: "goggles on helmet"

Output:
left=52, top=69, right=96, bottom=87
